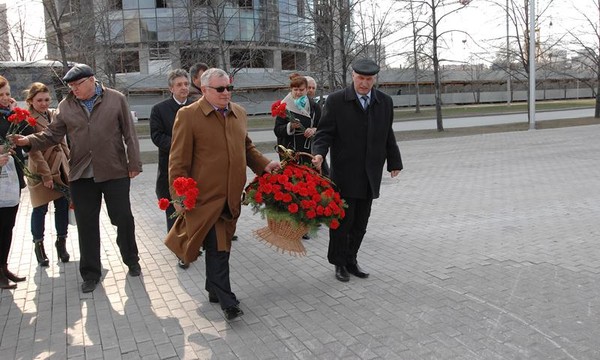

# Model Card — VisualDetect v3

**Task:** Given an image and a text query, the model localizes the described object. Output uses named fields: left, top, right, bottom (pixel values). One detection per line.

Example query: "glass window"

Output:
left=123, top=17, right=141, bottom=42
left=123, top=0, right=138, bottom=9
left=139, top=0, right=154, bottom=8
left=141, top=18, right=158, bottom=41
left=157, top=17, right=175, bottom=41
left=117, top=51, right=140, bottom=72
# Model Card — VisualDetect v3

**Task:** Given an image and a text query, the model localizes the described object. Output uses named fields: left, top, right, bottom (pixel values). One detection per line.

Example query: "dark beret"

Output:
left=351, top=58, right=380, bottom=76
left=63, top=64, right=94, bottom=83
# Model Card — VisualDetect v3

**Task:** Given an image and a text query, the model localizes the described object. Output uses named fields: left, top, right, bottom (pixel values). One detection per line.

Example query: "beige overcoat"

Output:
left=164, top=97, right=270, bottom=264
left=27, top=109, right=70, bottom=208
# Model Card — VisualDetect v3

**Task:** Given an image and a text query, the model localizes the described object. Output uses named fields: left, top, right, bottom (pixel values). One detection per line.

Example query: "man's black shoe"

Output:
left=128, top=263, right=142, bottom=277
left=302, top=234, right=310, bottom=240
left=346, top=264, right=369, bottom=278
left=223, top=305, right=244, bottom=320
left=81, top=279, right=99, bottom=293
left=177, top=259, right=189, bottom=269
left=335, top=266, right=350, bottom=282
left=231, top=235, right=238, bottom=241
left=208, top=292, right=219, bottom=303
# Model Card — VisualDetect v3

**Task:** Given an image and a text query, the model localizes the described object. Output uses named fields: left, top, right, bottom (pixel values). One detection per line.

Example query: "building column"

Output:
left=139, top=43, right=149, bottom=75
left=273, top=49, right=282, bottom=71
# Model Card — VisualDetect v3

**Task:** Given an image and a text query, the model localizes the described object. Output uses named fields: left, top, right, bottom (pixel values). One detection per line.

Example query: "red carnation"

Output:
left=287, top=203, right=299, bottom=213
left=158, top=198, right=170, bottom=210
left=330, top=219, right=340, bottom=229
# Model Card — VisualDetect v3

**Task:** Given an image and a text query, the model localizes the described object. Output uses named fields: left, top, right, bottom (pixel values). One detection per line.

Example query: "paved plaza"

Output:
left=2, top=124, right=600, bottom=359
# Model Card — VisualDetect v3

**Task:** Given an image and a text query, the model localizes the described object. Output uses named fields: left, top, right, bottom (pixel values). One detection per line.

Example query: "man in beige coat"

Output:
left=165, top=68, right=279, bottom=320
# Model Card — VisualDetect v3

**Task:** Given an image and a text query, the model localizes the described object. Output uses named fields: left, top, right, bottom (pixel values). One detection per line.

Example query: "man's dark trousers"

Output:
left=70, top=177, right=139, bottom=281
left=203, top=225, right=238, bottom=309
left=327, top=197, right=373, bottom=266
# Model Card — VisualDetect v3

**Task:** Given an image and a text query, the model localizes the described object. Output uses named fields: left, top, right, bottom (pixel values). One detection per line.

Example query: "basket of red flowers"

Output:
left=244, top=146, right=347, bottom=256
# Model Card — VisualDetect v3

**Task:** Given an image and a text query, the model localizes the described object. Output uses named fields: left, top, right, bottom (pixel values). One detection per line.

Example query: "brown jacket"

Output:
left=164, top=97, right=270, bottom=263
left=26, top=109, right=70, bottom=207
left=27, top=84, right=142, bottom=182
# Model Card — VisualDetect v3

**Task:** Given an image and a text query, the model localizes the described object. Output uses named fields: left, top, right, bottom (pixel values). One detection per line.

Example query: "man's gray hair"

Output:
left=200, top=68, right=229, bottom=86
left=305, top=76, right=316, bottom=85
left=168, top=69, right=189, bottom=87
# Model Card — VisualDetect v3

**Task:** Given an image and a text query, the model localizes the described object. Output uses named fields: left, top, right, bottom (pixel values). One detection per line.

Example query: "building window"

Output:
left=230, top=49, right=270, bottom=69
left=282, top=51, right=296, bottom=70
left=191, top=0, right=210, bottom=5
left=297, top=0, right=304, bottom=17
left=117, top=51, right=140, bottom=73
left=110, top=0, right=123, bottom=10
left=156, top=0, right=168, bottom=7
left=238, top=0, right=252, bottom=8
left=149, top=42, right=170, bottom=60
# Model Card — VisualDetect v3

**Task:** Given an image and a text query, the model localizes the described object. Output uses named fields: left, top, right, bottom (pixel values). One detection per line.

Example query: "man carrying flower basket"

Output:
left=165, top=68, right=280, bottom=321
left=312, top=58, right=403, bottom=283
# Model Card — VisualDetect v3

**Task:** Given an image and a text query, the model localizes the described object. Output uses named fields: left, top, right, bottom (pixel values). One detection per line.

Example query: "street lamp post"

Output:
left=528, top=0, right=536, bottom=130
left=507, top=0, right=511, bottom=105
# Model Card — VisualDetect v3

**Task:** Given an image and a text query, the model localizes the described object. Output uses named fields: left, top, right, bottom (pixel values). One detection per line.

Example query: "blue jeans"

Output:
left=31, top=196, right=69, bottom=241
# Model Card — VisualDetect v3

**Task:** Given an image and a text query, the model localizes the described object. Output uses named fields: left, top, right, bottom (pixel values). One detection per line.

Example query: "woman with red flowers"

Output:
left=0, top=75, right=32, bottom=289
left=273, top=73, right=321, bottom=162
left=273, top=74, right=323, bottom=239
left=24, top=82, right=71, bottom=266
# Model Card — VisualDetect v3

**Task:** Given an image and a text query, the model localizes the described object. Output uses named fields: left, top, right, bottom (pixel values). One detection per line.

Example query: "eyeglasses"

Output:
left=67, top=77, right=90, bottom=89
left=207, top=85, right=234, bottom=93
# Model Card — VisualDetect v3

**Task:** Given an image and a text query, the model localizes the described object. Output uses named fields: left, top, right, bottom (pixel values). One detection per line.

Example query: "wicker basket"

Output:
left=254, top=216, right=309, bottom=256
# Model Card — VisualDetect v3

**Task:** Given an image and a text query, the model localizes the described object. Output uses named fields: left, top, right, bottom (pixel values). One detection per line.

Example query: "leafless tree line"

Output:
left=1, top=0, right=599, bottom=127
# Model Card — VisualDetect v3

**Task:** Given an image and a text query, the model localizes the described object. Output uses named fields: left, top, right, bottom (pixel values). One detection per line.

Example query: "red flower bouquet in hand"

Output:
left=1, top=107, right=36, bottom=153
left=158, top=177, right=199, bottom=218
left=271, top=100, right=304, bottom=130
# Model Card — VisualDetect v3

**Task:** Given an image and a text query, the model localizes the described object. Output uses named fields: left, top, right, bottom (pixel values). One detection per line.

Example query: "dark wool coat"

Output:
left=312, top=85, right=403, bottom=199
left=164, top=97, right=270, bottom=263
left=273, top=96, right=321, bottom=156
left=149, top=97, right=189, bottom=200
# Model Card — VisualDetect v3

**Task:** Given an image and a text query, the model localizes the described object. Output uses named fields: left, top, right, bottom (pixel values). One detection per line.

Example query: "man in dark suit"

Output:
left=150, top=69, right=192, bottom=268
left=312, top=58, right=403, bottom=282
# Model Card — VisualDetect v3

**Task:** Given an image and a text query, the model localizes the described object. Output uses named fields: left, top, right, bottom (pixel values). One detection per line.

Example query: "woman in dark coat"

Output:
left=273, top=73, right=321, bottom=239
left=273, top=73, right=321, bottom=163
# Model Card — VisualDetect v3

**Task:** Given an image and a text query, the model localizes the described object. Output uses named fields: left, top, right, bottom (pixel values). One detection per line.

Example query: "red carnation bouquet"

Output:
left=1, top=107, right=36, bottom=153
left=158, top=177, right=199, bottom=218
left=271, top=100, right=304, bottom=130
left=244, top=147, right=346, bottom=255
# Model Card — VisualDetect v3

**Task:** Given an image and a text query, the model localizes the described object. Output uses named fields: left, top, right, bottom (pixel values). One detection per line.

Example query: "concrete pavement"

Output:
left=2, top=124, right=600, bottom=359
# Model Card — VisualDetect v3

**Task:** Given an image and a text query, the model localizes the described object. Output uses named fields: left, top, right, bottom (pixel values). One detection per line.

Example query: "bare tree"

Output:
left=563, top=0, right=600, bottom=117
left=4, top=5, right=45, bottom=61
left=486, top=0, right=558, bottom=122
left=395, top=0, right=472, bottom=131
left=42, top=0, right=71, bottom=75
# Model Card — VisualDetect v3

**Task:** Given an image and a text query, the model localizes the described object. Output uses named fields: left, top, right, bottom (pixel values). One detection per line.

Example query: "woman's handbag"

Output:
left=0, top=156, right=20, bottom=207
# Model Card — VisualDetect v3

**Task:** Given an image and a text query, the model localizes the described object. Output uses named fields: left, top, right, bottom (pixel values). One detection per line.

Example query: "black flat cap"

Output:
left=352, top=58, right=380, bottom=76
left=63, top=64, right=94, bottom=83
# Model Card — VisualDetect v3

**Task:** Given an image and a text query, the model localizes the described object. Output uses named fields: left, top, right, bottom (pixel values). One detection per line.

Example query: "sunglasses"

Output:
left=207, top=85, right=234, bottom=93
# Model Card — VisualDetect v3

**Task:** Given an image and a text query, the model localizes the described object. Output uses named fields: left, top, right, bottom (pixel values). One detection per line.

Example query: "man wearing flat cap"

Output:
left=12, top=63, right=143, bottom=293
left=312, top=58, right=403, bottom=282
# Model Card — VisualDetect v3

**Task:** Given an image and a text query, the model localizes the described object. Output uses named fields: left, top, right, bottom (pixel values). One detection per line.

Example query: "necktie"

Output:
left=361, top=95, right=369, bottom=110
left=217, top=108, right=227, bottom=118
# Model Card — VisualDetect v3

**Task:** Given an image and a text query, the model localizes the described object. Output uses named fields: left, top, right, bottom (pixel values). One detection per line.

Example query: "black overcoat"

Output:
left=273, top=97, right=321, bottom=155
left=149, top=97, right=188, bottom=199
left=312, top=85, right=403, bottom=199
